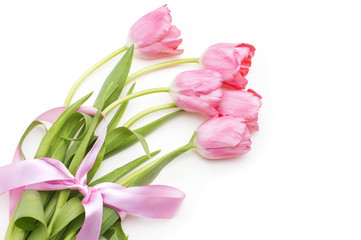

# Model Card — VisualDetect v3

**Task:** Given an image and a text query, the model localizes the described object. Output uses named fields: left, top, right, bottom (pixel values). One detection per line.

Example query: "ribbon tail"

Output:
left=9, top=145, right=25, bottom=217
left=76, top=189, right=103, bottom=240
left=98, top=183, right=185, bottom=219
left=9, top=187, right=24, bottom=218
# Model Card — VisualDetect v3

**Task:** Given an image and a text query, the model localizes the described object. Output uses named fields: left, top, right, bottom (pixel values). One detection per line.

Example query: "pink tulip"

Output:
left=128, top=5, right=184, bottom=59
left=194, top=115, right=252, bottom=159
left=169, top=70, right=223, bottom=116
left=216, top=89, right=262, bottom=131
left=200, top=43, right=256, bottom=89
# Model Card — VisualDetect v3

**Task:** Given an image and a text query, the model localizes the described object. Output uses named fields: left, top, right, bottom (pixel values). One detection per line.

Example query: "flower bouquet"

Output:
left=0, top=5, right=261, bottom=240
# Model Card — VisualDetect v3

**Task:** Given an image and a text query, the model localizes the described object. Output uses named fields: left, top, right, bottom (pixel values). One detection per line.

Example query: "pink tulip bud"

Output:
left=194, top=115, right=252, bottom=159
left=200, top=43, right=256, bottom=89
left=216, top=89, right=262, bottom=131
left=128, top=5, right=184, bottom=59
left=169, top=70, right=223, bottom=116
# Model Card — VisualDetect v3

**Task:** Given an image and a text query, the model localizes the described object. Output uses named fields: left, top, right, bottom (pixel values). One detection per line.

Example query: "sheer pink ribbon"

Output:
left=0, top=106, right=185, bottom=240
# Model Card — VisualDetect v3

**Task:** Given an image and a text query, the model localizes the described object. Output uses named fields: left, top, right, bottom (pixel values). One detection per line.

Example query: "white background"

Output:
left=0, top=0, right=361, bottom=239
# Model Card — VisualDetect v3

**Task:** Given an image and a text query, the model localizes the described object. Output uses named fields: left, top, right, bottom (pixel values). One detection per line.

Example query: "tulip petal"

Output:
left=134, top=41, right=184, bottom=59
left=216, top=89, right=262, bottom=131
left=160, top=25, right=182, bottom=47
left=175, top=95, right=218, bottom=116
left=129, top=5, right=172, bottom=47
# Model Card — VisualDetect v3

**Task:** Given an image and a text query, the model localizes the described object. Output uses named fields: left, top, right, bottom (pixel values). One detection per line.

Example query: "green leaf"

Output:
left=49, top=227, right=67, bottom=240
left=50, top=198, right=84, bottom=238
left=18, top=121, right=47, bottom=159
left=104, top=110, right=182, bottom=159
left=105, top=127, right=151, bottom=158
left=26, top=224, right=47, bottom=240
left=63, top=139, right=82, bottom=168
left=100, top=207, right=120, bottom=236
left=35, top=92, right=92, bottom=158
left=51, top=112, right=92, bottom=163
left=59, top=113, right=92, bottom=142
left=107, top=83, right=136, bottom=132
left=62, top=213, right=84, bottom=237
left=93, top=45, right=134, bottom=110
left=89, top=150, right=161, bottom=186
left=105, top=127, right=133, bottom=152
left=109, top=220, right=128, bottom=240
left=103, top=228, right=115, bottom=240
left=14, top=190, right=47, bottom=235
left=44, top=192, right=59, bottom=223
left=132, top=131, right=151, bottom=158
left=127, top=132, right=196, bottom=187
left=50, top=113, right=86, bottom=154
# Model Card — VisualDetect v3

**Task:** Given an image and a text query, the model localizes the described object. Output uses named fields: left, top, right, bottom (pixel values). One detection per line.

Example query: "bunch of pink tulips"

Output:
left=0, top=5, right=262, bottom=240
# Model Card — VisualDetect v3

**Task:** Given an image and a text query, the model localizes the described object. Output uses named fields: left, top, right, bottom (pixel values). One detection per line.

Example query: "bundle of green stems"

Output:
left=5, top=46, right=199, bottom=240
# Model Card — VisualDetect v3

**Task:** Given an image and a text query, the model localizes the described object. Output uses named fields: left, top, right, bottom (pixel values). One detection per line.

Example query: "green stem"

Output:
left=125, top=58, right=199, bottom=85
left=64, top=46, right=128, bottom=106
left=123, top=103, right=178, bottom=128
left=102, top=87, right=170, bottom=116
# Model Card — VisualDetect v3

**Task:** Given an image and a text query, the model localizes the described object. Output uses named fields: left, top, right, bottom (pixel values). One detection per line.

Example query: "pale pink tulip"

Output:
left=128, top=5, right=183, bottom=59
left=216, top=89, right=262, bottom=131
left=200, top=43, right=255, bottom=89
left=194, top=115, right=252, bottom=159
left=169, top=70, right=223, bottom=116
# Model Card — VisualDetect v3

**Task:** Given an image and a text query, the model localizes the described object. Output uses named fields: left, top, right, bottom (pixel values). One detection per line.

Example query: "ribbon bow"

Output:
left=0, top=107, right=185, bottom=240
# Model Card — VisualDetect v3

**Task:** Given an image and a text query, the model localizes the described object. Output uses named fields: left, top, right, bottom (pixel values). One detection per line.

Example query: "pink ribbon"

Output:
left=0, top=106, right=185, bottom=240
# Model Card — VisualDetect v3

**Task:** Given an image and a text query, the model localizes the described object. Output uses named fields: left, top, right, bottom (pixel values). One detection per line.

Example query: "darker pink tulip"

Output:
left=169, top=70, right=223, bottom=116
left=216, top=89, right=262, bottom=131
left=194, top=115, right=252, bottom=159
left=128, top=5, right=183, bottom=59
left=200, top=43, right=256, bottom=89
